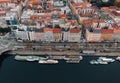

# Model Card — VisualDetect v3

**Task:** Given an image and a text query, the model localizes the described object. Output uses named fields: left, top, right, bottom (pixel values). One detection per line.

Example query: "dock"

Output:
left=8, top=50, right=120, bottom=56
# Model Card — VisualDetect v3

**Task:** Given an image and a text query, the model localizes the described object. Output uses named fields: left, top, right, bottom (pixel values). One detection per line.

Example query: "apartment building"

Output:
left=53, top=28, right=62, bottom=42
left=68, top=27, right=81, bottom=42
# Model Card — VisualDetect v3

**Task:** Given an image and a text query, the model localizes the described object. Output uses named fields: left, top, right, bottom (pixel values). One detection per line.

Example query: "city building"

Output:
left=44, top=28, right=54, bottom=42
left=53, top=28, right=62, bottom=42
left=68, top=27, right=81, bottom=42
left=34, top=28, right=44, bottom=41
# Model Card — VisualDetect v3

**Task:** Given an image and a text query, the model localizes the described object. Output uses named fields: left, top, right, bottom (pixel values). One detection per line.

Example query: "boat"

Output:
left=66, top=60, right=80, bottom=63
left=90, top=57, right=114, bottom=65
left=39, top=57, right=48, bottom=60
left=98, top=57, right=115, bottom=62
left=26, top=56, right=39, bottom=61
left=64, top=56, right=83, bottom=61
left=90, top=59, right=108, bottom=65
left=79, top=56, right=83, bottom=60
left=15, top=55, right=28, bottom=61
left=97, top=59, right=108, bottom=64
left=38, top=59, right=58, bottom=64
left=116, top=57, right=120, bottom=61
left=50, top=55, right=65, bottom=60
left=15, top=55, right=45, bottom=62
left=90, top=60, right=99, bottom=64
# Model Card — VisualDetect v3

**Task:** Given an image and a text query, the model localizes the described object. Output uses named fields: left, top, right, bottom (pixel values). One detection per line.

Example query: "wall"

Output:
left=53, top=33, right=62, bottom=42
left=100, top=33, right=113, bottom=41
left=68, top=32, right=81, bottom=42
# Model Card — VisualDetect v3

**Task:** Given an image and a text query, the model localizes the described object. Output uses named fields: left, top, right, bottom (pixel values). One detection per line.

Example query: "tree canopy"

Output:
left=0, top=28, right=11, bottom=33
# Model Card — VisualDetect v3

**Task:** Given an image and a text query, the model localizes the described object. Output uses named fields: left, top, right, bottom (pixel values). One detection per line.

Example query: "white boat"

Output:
left=99, top=61, right=108, bottom=65
left=90, top=60, right=99, bottom=64
left=38, top=60, right=58, bottom=64
left=26, top=56, right=39, bottom=61
left=97, top=59, right=108, bottom=64
left=15, top=55, right=27, bottom=61
left=79, top=56, right=83, bottom=60
left=90, top=59, right=108, bottom=65
left=116, top=57, right=120, bottom=61
left=66, top=60, right=80, bottom=63
left=39, top=57, right=48, bottom=60
left=98, top=57, right=115, bottom=62
left=64, top=56, right=83, bottom=61
left=15, top=55, right=39, bottom=61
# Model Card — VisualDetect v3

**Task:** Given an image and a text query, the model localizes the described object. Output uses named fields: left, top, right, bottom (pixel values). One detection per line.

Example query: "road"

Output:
left=0, top=32, right=16, bottom=55
left=0, top=32, right=120, bottom=55
left=10, top=50, right=120, bottom=56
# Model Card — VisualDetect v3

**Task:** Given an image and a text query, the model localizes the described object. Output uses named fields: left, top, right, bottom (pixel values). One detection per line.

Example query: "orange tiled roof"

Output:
left=29, top=0, right=38, bottom=5
left=44, top=28, right=53, bottom=32
left=83, top=20, right=92, bottom=23
left=30, top=15, right=40, bottom=19
left=0, top=0, right=11, bottom=3
left=101, top=29, right=113, bottom=34
left=60, top=14, right=67, bottom=19
left=73, top=3, right=82, bottom=7
left=101, top=7, right=110, bottom=12
left=53, top=28, right=62, bottom=33
left=67, top=20, right=77, bottom=23
left=70, top=27, right=80, bottom=33
left=114, top=29, right=120, bottom=33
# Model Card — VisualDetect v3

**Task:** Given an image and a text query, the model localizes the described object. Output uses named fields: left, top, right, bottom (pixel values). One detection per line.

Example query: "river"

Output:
left=0, top=54, right=120, bottom=83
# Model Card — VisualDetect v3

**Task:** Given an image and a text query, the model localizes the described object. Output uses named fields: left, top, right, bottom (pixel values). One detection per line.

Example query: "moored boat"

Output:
left=15, top=55, right=28, bottom=61
left=116, top=57, right=120, bottom=61
left=14, top=55, right=47, bottom=62
left=26, top=56, right=39, bottom=61
left=90, top=60, right=99, bottom=65
left=98, top=57, right=115, bottom=62
left=50, top=55, right=65, bottom=60
left=97, top=59, right=108, bottom=64
left=38, top=59, right=58, bottom=64
left=64, top=55, right=83, bottom=61
left=66, top=60, right=80, bottom=63
left=90, top=59, right=108, bottom=65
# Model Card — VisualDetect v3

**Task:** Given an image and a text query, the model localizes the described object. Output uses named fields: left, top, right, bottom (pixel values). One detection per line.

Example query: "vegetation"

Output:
left=54, top=24, right=61, bottom=28
left=117, top=3, right=120, bottom=7
left=0, top=27, right=11, bottom=33
left=114, top=0, right=120, bottom=6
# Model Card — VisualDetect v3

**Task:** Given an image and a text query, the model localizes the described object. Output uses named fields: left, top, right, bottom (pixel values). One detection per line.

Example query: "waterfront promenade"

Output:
left=9, top=50, right=120, bottom=56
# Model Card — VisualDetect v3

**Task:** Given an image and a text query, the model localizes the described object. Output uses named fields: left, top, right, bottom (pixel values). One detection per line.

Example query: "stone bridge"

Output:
left=0, top=33, right=15, bottom=55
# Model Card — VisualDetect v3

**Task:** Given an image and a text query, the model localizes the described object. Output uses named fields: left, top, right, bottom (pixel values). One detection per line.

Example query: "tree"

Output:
left=54, top=24, right=61, bottom=28
left=0, top=28, right=11, bottom=33
left=117, top=2, right=120, bottom=7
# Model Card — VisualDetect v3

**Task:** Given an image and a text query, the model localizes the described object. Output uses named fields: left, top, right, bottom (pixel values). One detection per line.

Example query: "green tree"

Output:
left=117, top=2, right=120, bottom=7
left=54, top=24, right=61, bottom=28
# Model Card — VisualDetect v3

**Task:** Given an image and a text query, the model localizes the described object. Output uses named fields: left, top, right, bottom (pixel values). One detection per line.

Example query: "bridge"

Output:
left=0, top=32, right=15, bottom=55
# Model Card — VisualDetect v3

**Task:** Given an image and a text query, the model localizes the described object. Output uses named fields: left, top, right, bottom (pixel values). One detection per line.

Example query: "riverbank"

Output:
left=8, top=50, right=120, bottom=56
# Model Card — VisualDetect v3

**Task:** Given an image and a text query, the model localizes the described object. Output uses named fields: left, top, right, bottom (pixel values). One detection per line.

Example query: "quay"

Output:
left=8, top=50, right=120, bottom=56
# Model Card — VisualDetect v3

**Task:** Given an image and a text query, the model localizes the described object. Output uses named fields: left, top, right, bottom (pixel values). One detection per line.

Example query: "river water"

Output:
left=0, top=54, right=120, bottom=83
